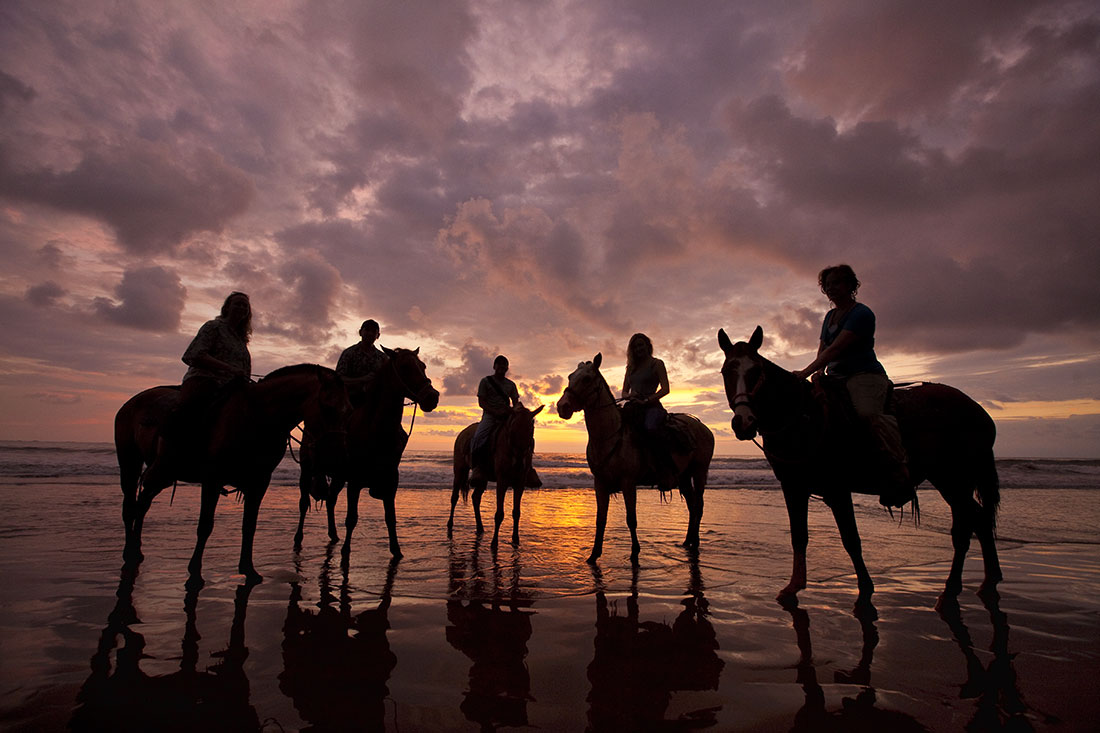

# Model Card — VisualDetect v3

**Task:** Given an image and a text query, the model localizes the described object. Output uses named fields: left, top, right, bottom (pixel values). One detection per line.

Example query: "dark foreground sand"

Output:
left=1, top=482, right=1097, bottom=731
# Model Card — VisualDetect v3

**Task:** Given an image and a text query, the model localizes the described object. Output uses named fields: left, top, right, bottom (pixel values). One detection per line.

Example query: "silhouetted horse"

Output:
left=115, top=364, right=351, bottom=585
left=557, top=354, right=715, bottom=563
left=448, top=404, right=544, bottom=547
left=718, top=327, right=1002, bottom=607
left=71, top=569, right=260, bottom=732
left=296, top=347, right=439, bottom=559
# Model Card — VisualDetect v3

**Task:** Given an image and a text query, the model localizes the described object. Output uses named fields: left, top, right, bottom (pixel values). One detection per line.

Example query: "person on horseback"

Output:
left=621, top=333, right=677, bottom=488
left=142, top=291, right=253, bottom=489
left=793, top=264, right=912, bottom=507
left=470, top=355, right=540, bottom=489
left=336, top=319, right=387, bottom=405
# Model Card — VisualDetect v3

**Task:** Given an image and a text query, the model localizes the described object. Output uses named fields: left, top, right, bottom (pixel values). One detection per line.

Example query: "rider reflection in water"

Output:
left=142, top=291, right=252, bottom=490
left=793, top=265, right=912, bottom=508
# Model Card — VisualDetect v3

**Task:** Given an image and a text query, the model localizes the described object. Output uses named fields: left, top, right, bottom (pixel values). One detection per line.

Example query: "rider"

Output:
left=142, top=291, right=253, bottom=489
left=793, top=264, right=912, bottom=507
left=470, top=355, right=541, bottom=488
left=336, top=319, right=387, bottom=404
left=621, top=333, right=676, bottom=488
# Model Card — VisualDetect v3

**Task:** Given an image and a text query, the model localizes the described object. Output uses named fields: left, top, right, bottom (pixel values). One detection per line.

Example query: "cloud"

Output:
left=94, top=266, right=186, bottom=331
left=442, top=341, right=497, bottom=397
left=25, top=281, right=65, bottom=307
left=0, top=140, right=254, bottom=255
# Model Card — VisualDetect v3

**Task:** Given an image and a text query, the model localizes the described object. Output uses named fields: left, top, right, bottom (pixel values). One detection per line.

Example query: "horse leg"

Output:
left=383, top=491, right=403, bottom=559
left=448, top=478, right=460, bottom=533
left=473, top=483, right=486, bottom=534
left=779, top=488, right=809, bottom=600
left=341, top=484, right=361, bottom=558
left=975, top=500, right=1003, bottom=599
left=325, top=486, right=340, bottom=544
left=187, top=481, right=222, bottom=587
left=511, top=485, right=523, bottom=546
left=294, top=485, right=309, bottom=551
left=828, top=492, right=875, bottom=608
left=587, top=483, right=610, bottom=564
left=623, top=484, right=640, bottom=561
left=120, top=458, right=144, bottom=563
left=941, top=493, right=977, bottom=604
left=129, top=483, right=166, bottom=564
left=490, top=482, right=506, bottom=550
left=238, top=483, right=269, bottom=583
left=682, top=472, right=704, bottom=550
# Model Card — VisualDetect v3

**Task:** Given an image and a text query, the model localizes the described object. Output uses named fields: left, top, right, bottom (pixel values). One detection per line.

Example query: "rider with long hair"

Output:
left=622, top=333, right=675, bottom=488
left=794, top=265, right=911, bottom=507
left=142, top=291, right=253, bottom=488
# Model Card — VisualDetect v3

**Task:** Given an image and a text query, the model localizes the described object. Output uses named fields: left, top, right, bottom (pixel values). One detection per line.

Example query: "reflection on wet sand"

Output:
left=446, top=536, right=535, bottom=730
left=279, top=548, right=398, bottom=730
left=937, top=593, right=1031, bottom=729
left=781, top=598, right=921, bottom=732
left=70, top=567, right=259, bottom=731
left=586, top=561, right=724, bottom=730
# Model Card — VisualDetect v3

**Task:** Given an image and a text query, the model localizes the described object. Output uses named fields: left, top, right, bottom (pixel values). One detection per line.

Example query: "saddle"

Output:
left=621, top=405, right=694, bottom=489
left=812, top=375, right=903, bottom=491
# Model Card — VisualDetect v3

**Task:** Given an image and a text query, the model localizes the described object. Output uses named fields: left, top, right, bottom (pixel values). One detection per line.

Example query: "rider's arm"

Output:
left=651, top=359, right=670, bottom=404
left=795, top=330, right=858, bottom=380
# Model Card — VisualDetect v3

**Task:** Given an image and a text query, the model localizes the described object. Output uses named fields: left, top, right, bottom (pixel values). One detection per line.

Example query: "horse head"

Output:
left=717, top=326, right=766, bottom=440
left=383, top=346, right=440, bottom=412
left=557, top=353, right=604, bottom=420
left=504, top=404, right=544, bottom=454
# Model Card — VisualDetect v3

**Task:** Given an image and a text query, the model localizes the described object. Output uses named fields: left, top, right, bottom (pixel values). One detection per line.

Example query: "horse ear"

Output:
left=717, top=328, right=733, bottom=354
left=413, top=347, right=420, bottom=355
left=593, top=352, right=602, bottom=369
left=531, top=404, right=544, bottom=417
left=382, top=346, right=395, bottom=356
left=749, top=326, right=763, bottom=351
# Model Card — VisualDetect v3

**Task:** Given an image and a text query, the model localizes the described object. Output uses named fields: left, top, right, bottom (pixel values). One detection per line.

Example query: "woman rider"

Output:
left=793, top=265, right=912, bottom=507
left=142, top=291, right=253, bottom=489
left=621, top=333, right=674, bottom=487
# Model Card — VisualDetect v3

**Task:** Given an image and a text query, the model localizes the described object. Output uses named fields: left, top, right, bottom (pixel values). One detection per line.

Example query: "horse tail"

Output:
left=976, top=446, right=1000, bottom=532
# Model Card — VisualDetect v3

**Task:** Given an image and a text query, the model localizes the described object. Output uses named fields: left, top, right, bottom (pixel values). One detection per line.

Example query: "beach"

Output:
left=0, top=445, right=1098, bottom=731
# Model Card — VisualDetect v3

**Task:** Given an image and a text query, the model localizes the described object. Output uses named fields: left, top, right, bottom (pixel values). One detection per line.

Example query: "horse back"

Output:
left=895, top=382, right=997, bottom=485
left=668, top=413, right=716, bottom=462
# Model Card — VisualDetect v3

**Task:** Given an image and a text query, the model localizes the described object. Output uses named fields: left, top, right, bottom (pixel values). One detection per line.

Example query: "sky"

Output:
left=1, top=0, right=1098, bottom=458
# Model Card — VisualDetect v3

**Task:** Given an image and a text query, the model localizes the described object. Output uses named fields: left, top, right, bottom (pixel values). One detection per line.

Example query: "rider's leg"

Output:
left=848, top=374, right=911, bottom=507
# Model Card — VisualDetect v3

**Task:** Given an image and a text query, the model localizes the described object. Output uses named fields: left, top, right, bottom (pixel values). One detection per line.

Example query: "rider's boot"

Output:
left=525, top=466, right=542, bottom=488
left=878, top=460, right=914, bottom=508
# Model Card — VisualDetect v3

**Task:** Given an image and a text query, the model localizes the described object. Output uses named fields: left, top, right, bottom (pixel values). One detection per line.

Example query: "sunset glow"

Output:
left=0, top=2, right=1097, bottom=458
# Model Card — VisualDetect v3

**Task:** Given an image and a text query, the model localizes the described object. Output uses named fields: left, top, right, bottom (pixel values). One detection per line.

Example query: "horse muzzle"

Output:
left=417, top=385, right=440, bottom=412
left=731, top=413, right=757, bottom=441
left=557, top=396, right=575, bottom=420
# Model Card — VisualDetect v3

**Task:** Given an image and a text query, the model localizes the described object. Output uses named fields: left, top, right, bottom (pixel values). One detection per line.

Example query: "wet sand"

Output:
left=1, top=481, right=1098, bottom=731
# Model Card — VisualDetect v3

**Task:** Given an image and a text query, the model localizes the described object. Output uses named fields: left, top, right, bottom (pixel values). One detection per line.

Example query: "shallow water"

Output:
left=1, top=478, right=1098, bottom=731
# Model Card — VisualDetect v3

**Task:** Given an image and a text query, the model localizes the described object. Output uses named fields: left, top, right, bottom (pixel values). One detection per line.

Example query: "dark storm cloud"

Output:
left=25, top=281, right=66, bottom=307
left=0, top=140, right=254, bottom=255
left=94, top=266, right=186, bottom=331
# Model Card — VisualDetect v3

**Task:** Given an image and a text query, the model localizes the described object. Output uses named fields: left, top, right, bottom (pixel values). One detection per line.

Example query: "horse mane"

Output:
left=261, top=363, right=335, bottom=381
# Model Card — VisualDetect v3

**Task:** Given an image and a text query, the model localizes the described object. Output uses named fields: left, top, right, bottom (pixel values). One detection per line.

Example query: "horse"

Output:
left=295, top=347, right=439, bottom=559
left=448, top=404, right=544, bottom=547
left=718, top=326, right=1002, bottom=608
left=114, top=364, right=351, bottom=585
left=557, top=354, right=715, bottom=563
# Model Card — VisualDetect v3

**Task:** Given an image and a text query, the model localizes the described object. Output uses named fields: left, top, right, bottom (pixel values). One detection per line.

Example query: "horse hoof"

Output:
left=776, top=586, right=802, bottom=602
left=327, top=534, right=340, bottom=544
left=935, top=593, right=961, bottom=614
left=185, top=574, right=205, bottom=591
left=244, top=571, right=263, bottom=585
left=586, top=554, right=599, bottom=565
left=390, top=548, right=403, bottom=560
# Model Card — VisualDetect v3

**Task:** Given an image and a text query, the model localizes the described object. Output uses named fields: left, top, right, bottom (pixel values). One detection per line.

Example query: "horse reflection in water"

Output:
left=937, top=595, right=1030, bottom=729
left=70, top=569, right=259, bottom=731
left=586, top=561, right=724, bottom=730
left=279, top=550, right=398, bottom=730
left=778, top=599, right=924, bottom=732
left=446, top=536, right=535, bottom=730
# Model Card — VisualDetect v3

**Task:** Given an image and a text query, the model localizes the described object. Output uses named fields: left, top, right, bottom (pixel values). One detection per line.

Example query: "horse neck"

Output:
left=581, top=374, right=621, bottom=447
left=360, top=366, right=405, bottom=421
left=758, top=360, right=815, bottom=434
left=253, top=371, right=316, bottom=432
